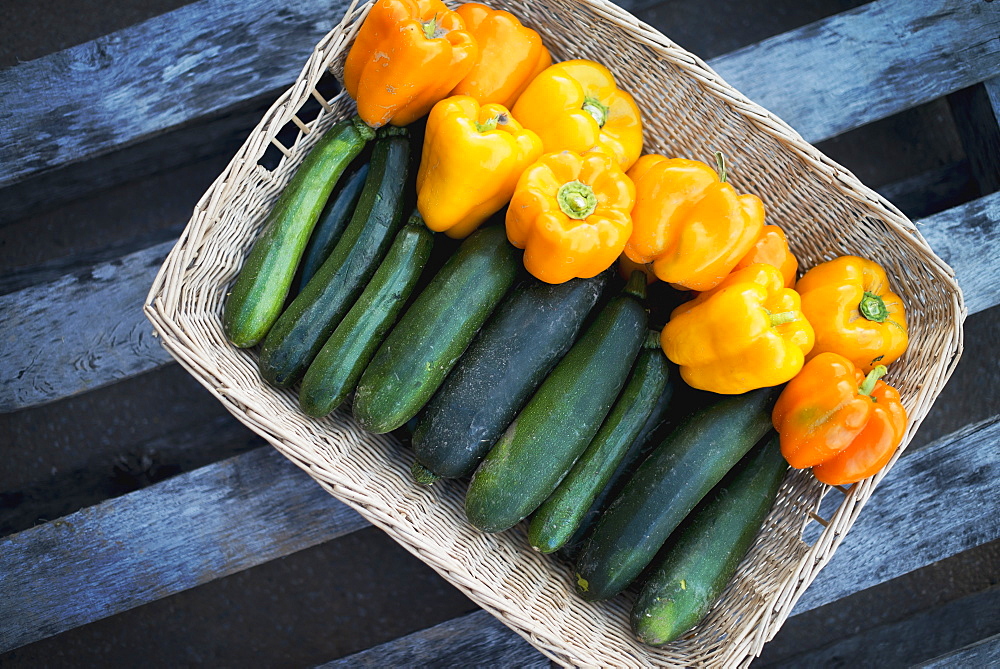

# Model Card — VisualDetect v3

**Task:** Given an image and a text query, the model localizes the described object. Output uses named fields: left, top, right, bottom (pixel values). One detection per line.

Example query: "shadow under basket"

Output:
left=145, top=1, right=965, bottom=665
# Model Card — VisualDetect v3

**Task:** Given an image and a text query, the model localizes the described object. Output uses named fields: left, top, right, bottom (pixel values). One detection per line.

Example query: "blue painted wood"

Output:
left=0, top=445, right=369, bottom=653
left=916, top=632, right=1000, bottom=668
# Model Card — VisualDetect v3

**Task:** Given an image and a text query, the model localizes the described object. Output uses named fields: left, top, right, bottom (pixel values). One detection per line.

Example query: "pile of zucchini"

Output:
left=222, top=116, right=790, bottom=646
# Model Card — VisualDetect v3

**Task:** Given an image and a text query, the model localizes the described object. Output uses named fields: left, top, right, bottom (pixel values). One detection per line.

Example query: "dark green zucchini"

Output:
left=528, top=336, right=670, bottom=553
left=352, top=225, right=520, bottom=434
left=298, top=214, right=433, bottom=417
left=632, top=432, right=787, bottom=645
left=258, top=129, right=410, bottom=387
left=297, top=161, right=370, bottom=291
left=411, top=273, right=609, bottom=479
left=574, top=385, right=781, bottom=601
left=464, top=272, right=648, bottom=534
left=223, top=115, right=375, bottom=347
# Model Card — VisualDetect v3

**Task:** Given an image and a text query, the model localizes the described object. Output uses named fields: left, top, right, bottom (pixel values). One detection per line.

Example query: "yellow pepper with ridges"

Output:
left=417, top=96, right=543, bottom=239
left=624, top=153, right=764, bottom=292
left=506, top=150, right=635, bottom=284
left=512, top=60, right=643, bottom=171
left=661, top=263, right=815, bottom=394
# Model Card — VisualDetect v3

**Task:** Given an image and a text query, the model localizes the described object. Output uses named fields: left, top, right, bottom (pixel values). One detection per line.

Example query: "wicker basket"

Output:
left=145, top=1, right=965, bottom=665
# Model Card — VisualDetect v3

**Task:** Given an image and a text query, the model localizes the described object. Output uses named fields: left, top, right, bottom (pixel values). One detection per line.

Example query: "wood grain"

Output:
left=2, top=0, right=997, bottom=192
left=0, top=445, right=369, bottom=653
left=318, top=610, right=551, bottom=669
left=916, top=632, right=1000, bottom=669
left=710, top=0, right=1000, bottom=143
left=2, top=415, right=995, bottom=654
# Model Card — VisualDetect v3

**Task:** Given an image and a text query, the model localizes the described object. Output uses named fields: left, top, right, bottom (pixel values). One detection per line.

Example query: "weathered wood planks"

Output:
left=915, top=632, right=1000, bottom=669
left=2, top=0, right=997, bottom=203
left=0, top=445, right=369, bottom=653
left=2, top=414, right=996, bottom=654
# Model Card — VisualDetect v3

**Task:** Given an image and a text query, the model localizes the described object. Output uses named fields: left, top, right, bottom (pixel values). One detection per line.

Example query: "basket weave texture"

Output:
left=145, top=1, right=965, bottom=665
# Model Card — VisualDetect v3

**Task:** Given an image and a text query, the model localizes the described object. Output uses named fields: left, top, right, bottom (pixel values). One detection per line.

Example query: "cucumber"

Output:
left=411, top=273, right=609, bottom=479
left=632, top=432, right=787, bottom=645
left=258, top=129, right=410, bottom=387
left=352, top=225, right=520, bottom=434
left=559, top=376, right=678, bottom=558
left=223, top=115, right=375, bottom=347
left=297, top=161, right=370, bottom=291
left=465, top=273, right=648, bottom=534
left=574, top=385, right=781, bottom=601
left=298, top=214, right=433, bottom=417
left=528, top=337, right=670, bottom=553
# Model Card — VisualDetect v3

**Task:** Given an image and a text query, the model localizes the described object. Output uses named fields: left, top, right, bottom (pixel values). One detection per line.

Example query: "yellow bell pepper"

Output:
left=734, top=224, right=798, bottom=288
left=417, top=96, right=543, bottom=239
left=450, top=3, right=551, bottom=108
left=512, top=60, right=643, bottom=170
left=796, top=255, right=908, bottom=372
left=506, top=150, right=635, bottom=284
left=624, top=153, right=765, bottom=292
left=661, top=264, right=815, bottom=394
left=343, top=0, right=478, bottom=128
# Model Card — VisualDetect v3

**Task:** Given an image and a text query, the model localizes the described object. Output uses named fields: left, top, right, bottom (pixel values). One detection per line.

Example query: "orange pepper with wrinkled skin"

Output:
left=512, top=60, right=643, bottom=171
left=661, top=264, right=814, bottom=394
left=343, top=0, right=478, bottom=128
left=735, top=224, right=798, bottom=288
left=417, top=96, right=542, bottom=239
left=624, top=154, right=765, bottom=292
left=506, top=150, right=635, bottom=284
left=796, top=255, right=908, bottom=372
left=450, top=3, right=551, bottom=109
left=772, top=352, right=908, bottom=485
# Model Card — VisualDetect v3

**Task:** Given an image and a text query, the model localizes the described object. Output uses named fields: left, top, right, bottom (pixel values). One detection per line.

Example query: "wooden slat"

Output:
left=3, top=413, right=996, bottom=655
left=710, top=0, right=1000, bottom=143
left=4, top=189, right=995, bottom=413
left=0, top=446, right=369, bottom=653
left=0, top=241, right=174, bottom=412
left=2, top=0, right=997, bottom=196
left=317, top=610, right=550, bottom=669
left=915, top=632, right=1000, bottom=669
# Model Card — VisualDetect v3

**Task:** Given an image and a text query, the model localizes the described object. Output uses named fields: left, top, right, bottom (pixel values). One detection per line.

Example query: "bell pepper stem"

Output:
left=624, top=270, right=647, bottom=301
left=475, top=113, right=506, bottom=133
left=582, top=96, right=609, bottom=127
left=421, top=14, right=448, bottom=39
left=714, top=151, right=728, bottom=183
left=859, top=291, right=890, bottom=322
left=557, top=181, right=597, bottom=219
left=769, top=311, right=798, bottom=327
left=859, top=365, right=888, bottom=397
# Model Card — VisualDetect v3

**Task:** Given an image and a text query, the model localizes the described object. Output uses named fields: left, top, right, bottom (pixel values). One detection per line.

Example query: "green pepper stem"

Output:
left=557, top=181, right=598, bottom=219
left=475, top=113, right=506, bottom=133
left=769, top=311, right=798, bottom=327
left=421, top=14, right=448, bottom=39
left=582, top=96, right=610, bottom=127
left=714, top=151, right=728, bottom=183
left=859, top=365, right=888, bottom=397
left=859, top=291, right=890, bottom=322
left=624, top=269, right=647, bottom=301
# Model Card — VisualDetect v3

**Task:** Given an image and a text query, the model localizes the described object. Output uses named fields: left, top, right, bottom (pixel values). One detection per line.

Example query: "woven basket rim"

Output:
left=145, top=1, right=965, bottom=665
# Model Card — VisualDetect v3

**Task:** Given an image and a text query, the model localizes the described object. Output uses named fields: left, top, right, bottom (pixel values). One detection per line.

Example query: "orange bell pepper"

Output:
left=661, top=264, right=814, bottom=394
left=734, top=224, right=798, bottom=288
left=512, top=60, right=643, bottom=170
left=772, top=352, right=908, bottom=485
left=624, top=153, right=765, bottom=292
left=450, top=3, right=551, bottom=108
left=343, top=0, right=478, bottom=128
left=506, top=150, right=635, bottom=284
left=417, top=96, right=543, bottom=239
left=796, top=255, right=908, bottom=372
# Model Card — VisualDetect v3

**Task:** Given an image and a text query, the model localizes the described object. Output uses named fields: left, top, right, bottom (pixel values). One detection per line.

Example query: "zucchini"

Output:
left=632, top=432, right=787, bottom=645
left=528, top=337, right=670, bottom=553
left=574, top=385, right=781, bottom=601
left=298, top=214, right=433, bottom=417
left=411, top=273, right=609, bottom=479
left=465, top=272, right=648, bottom=534
left=297, top=161, right=370, bottom=291
left=223, top=115, right=375, bottom=347
left=258, top=129, right=411, bottom=387
left=352, top=225, right=520, bottom=434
